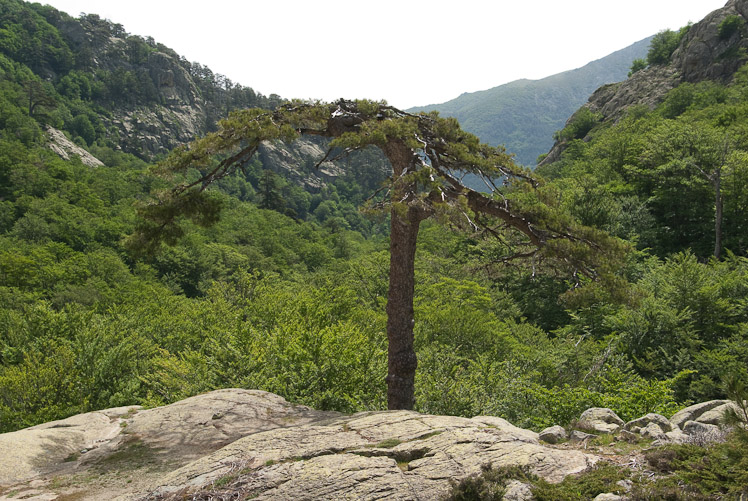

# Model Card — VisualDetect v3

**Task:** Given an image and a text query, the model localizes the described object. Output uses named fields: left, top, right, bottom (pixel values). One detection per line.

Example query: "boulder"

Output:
left=664, top=428, right=689, bottom=444
left=503, top=480, right=534, bottom=501
left=578, top=408, right=624, bottom=434
left=624, top=413, right=672, bottom=432
left=695, top=402, right=742, bottom=425
left=619, top=429, right=640, bottom=443
left=569, top=430, right=598, bottom=443
left=539, top=425, right=567, bottom=444
left=640, top=422, right=668, bottom=441
left=616, top=479, right=633, bottom=492
left=593, top=494, right=623, bottom=501
left=669, top=400, right=730, bottom=429
left=683, top=420, right=725, bottom=445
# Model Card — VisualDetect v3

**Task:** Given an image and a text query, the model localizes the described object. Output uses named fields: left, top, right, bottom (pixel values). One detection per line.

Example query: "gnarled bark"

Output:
left=385, top=205, right=422, bottom=410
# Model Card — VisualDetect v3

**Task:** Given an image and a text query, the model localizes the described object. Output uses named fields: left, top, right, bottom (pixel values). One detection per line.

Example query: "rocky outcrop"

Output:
left=540, top=0, right=748, bottom=167
left=669, top=399, right=732, bottom=428
left=258, top=138, right=346, bottom=192
left=0, top=390, right=340, bottom=500
left=149, top=410, right=594, bottom=501
left=0, top=389, right=596, bottom=501
left=672, top=0, right=748, bottom=84
left=624, top=413, right=673, bottom=433
left=539, top=425, right=567, bottom=444
left=45, top=126, right=105, bottom=167
left=577, top=407, right=625, bottom=434
left=571, top=400, right=739, bottom=447
left=2, top=391, right=742, bottom=501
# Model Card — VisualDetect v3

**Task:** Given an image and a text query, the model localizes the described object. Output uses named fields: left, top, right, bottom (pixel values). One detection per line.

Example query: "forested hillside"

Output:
left=0, top=5, right=747, bottom=491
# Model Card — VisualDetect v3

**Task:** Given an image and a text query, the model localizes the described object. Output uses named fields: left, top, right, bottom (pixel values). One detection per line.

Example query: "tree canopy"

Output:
left=134, top=99, right=626, bottom=409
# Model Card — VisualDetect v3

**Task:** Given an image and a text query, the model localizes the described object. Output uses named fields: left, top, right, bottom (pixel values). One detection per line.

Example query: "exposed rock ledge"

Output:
left=0, top=389, right=596, bottom=500
left=45, top=126, right=105, bottom=168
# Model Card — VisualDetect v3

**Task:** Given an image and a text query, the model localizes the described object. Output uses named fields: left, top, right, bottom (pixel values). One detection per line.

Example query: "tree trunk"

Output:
left=385, top=205, right=421, bottom=409
left=714, top=168, right=723, bottom=260
left=383, top=140, right=425, bottom=410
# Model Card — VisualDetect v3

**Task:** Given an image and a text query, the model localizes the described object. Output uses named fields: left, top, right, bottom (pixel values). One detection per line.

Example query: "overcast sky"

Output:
left=42, top=0, right=727, bottom=109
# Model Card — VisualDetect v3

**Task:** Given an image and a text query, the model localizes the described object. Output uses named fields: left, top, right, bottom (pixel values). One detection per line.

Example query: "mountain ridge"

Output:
left=409, top=36, right=652, bottom=166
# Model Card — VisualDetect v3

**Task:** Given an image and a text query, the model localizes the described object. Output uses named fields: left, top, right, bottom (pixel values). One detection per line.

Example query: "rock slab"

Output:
left=0, top=390, right=597, bottom=501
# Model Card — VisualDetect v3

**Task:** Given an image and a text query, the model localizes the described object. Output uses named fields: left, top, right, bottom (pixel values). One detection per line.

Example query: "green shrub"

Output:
left=445, top=464, right=536, bottom=501
left=718, top=15, right=745, bottom=40
left=533, top=462, right=628, bottom=501
left=553, top=108, right=602, bottom=142
left=647, top=26, right=690, bottom=66
left=628, top=58, right=647, bottom=77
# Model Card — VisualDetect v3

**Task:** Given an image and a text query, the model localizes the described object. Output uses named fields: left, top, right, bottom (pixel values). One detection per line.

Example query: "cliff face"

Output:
left=540, top=0, right=747, bottom=166
left=673, top=0, right=748, bottom=83
left=29, top=6, right=279, bottom=160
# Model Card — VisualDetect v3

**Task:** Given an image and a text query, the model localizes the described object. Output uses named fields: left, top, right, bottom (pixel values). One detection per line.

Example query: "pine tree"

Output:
left=130, top=99, right=626, bottom=409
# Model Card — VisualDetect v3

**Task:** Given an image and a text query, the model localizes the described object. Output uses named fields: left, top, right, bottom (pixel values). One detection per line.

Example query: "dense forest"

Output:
left=0, top=0, right=747, bottom=461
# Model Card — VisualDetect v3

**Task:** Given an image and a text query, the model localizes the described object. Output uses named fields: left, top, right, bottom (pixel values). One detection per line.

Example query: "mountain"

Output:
left=409, top=37, right=652, bottom=166
left=0, top=0, right=281, bottom=159
left=3, top=5, right=748, bottom=500
left=540, top=1, right=743, bottom=166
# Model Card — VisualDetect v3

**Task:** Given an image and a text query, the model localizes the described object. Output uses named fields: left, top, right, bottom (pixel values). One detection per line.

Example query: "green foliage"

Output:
left=636, top=435, right=748, bottom=499
left=445, top=462, right=629, bottom=501
left=445, top=464, right=536, bottom=501
left=718, top=15, right=745, bottom=40
left=553, top=108, right=602, bottom=142
left=628, top=58, right=647, bottom=77
left=647, top=25, right=690, bottom=66
left=533, top=463, right=629, bottom=501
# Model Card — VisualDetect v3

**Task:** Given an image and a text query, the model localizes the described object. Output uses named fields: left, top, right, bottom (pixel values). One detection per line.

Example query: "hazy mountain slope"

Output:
left=410, top=37, right=652, bottom=166
left=540, top=0, right=743, bottom=167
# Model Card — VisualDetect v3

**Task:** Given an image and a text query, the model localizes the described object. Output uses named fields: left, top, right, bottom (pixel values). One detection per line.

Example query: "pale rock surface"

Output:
left=640, top=422, right=668, bottom=441
left=683, top=420, right=723, bottom=440
left=569, top=430, right=597, bottom=443
left=0, top=405, right=139, bottom=484
left=619, top=429, right=640, bottom=442
left=624, top=413, right=672, bottom=432
left=45, top=126, right=105, bottom=167
left=539, top=425, right=567, bottom=444
left=664, top=428, right=689, bottom=444
left=0, top=389, right=339, bottom=500
left=578, top=408, right=624, bottom=434
left=616, top=479, right=633, bottom=492
left=0, top=390, right=597, bottom=501
left=695, top=402, right=741, bottom=425
left=258, top=138, right=345, bottom=191
left=669, top=400, right=731, bottom=429
left=149, top=410, right=597, bottom=500
left=503, top=479, right=534, bottom=501
left=593, top=494, right=623, bottom=501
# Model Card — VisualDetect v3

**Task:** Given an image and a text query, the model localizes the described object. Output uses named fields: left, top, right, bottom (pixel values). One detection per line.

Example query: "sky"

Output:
left=42, top=0, right=728, bottom=109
